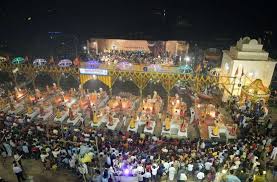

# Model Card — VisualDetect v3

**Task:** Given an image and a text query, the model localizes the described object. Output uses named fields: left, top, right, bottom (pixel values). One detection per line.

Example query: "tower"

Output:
left=220, top=37, right=276, bottom=101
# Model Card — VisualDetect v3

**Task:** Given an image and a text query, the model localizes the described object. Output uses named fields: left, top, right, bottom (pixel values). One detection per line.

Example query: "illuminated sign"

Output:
left=79, top=68, right=108, bottom=75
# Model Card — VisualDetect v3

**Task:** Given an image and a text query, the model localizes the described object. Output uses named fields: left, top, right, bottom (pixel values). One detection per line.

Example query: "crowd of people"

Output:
left=0, top=95, right=276, bottom=182
left=95, top=51, right=174, bottom=65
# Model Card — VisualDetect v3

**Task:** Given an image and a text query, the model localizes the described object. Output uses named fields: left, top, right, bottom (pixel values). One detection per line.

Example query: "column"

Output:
left=56, top=75, right=61, bottom=88
left=109, top=87, right=113, bottom=96
left=140, top=88, right=143, bottom=99
left=167, top=91, right=170, bottom=106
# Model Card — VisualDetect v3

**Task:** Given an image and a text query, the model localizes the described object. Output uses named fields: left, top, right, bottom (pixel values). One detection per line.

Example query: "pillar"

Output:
left=10, top=72, right=17, bottom=87
left=167, top=91, right=170, bottom=106
left=56, top=76, right=61, bottom=88
left=109, top=87, right=112, bottom=96
left=32, top=79, right=36, bottom=90
left=139, top=88, right=142, bottom=98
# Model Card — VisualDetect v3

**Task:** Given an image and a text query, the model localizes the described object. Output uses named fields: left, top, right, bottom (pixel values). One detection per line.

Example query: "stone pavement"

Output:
left=0, top=157, right=79, bottom=182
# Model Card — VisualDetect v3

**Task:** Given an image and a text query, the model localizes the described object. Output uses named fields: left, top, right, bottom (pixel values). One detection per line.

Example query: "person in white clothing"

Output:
left=205, top=160, right=213, bottom=171
left=168, top=164, right=176, bottom=181
left=122, top=115, right=127, bottom=126
left=163, top=161, right=170, bottom=173
left=69, top=157, right=76, bottom=169
left=143, top=169, right=151, bottom=182
left=40, top=152, right=49, bottom=163
left=13, top=161, right=25, bottom=182
left=138, top=172, right=144, bottom=182
left=178, top=166, right=188, bottom=182
left=190, top=107, right=195, bottom=124
left=200, top=141, right=205, bottom=150
left=187, top=163, right=193, bottom=175
left=271, top=146, right=277, bottom=160
left=151, top=164, right=159, bottom=181
left=136, top=163, right=144, bottom=174
left=52, top=148, right=61, bottom=158
left=179, top=173, right=188, bottom=181
left=196, top=171, right=205, bottom=181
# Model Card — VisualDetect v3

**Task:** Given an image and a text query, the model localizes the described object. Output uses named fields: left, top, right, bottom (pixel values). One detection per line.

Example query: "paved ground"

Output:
left=1, top=157, right=276, bottom=182
left=0, top=157, right=79, bottom=182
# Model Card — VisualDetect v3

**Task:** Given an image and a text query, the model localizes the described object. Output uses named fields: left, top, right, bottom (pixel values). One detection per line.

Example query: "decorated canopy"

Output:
left=116, top=61, right=133, bottom=70
left=85, top=60, right=100, bottom=68
left=12, top=57, right=25, bottom=64
left=58, top=59, right=72, bottom=67
left=241, top=79, right=270, bottom=102
left=0, top=56, right=6, bottom=63
left=209, top=68, right=221, bottom=76
left=33, top=58, right=47, bottom=66
left=147, top=64, right=162, bottom=72
left=178, top=64, right=193, bottom=74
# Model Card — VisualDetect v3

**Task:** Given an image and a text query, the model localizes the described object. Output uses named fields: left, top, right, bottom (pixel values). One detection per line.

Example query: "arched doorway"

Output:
left=35, top=73, right=55, bottom=90
left=83, top=79, right=109, bottom=93
left=60, top=73, right=79, bottom=91
left=112, top=80, right=139, bottom=96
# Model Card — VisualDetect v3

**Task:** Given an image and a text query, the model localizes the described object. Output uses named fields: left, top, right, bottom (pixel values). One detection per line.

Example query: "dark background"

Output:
left=0, top=0, right=275, bottom=56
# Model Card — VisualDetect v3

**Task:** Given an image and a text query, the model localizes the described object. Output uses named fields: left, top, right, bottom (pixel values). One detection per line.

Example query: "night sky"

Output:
left=0, top=0, right=276, bottom=55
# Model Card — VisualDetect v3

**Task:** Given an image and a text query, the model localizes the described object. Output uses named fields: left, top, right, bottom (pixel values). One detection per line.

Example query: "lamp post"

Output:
left=83, top=46, right=87, bottom=55
left=185, top=56, right=190, bottom=65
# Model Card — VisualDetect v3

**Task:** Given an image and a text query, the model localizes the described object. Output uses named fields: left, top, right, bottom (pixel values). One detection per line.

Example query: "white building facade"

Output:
left=220, top=37, right=276, bottom=101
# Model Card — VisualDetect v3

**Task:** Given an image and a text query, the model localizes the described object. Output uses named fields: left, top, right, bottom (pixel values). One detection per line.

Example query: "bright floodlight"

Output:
left=33, top=58, right=47, bottom=66
left=86, top=59, right=100, bottom=68
left=83, top=46, right=87, bottom=50
left=58, top=59, right=72, bottom=67
left=12, top=57, right=25, bottom=64
left=124, top=169, right=130, bottom=175
left=185, top=56, right=190, bottom=62
left=116, top=61, right=133, bottom=70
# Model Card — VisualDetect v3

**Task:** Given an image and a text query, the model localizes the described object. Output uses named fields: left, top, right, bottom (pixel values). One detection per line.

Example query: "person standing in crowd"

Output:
left=177, top=165, right=187, bottom=182
left=270, top=145, right=277, bottom=160
left=196, top=170, right=205, bottom=181
left=168, top=164, right=176, bottom=181
left=13, top=152, right=23, bottom=167
left=22, top=142, right=30, bottom=158
left=12, top=161, right=25, bottom=182
left=151, top=163, right=159, bottom=181
left=0, top=92, right=275, bottom=182
left=3, top=141, right=12, bottom=157
left=143, top=169, right=152, bottom=182
left=266, top=116, right=273, bottom=135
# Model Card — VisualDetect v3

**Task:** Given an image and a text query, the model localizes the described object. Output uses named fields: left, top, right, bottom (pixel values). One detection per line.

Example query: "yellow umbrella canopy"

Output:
left=241, top=79, right=270, bottom=101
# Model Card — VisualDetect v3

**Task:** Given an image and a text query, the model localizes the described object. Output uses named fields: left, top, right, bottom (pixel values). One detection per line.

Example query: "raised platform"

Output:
left=54, top=112, right=69, bottom=123
left=106, top=118, right=120, bottom=130
left=178, top=128, right=188, bottom=138
left=26, top=110, right=39, bottom=121
left=8, top=104, right=24, bottom=115
left=161, top=122, right=188, bottom=138
left=38, top=106, right=53, bottom=121
left=161, top=127, right=171, bottom=135
left=67, top=113, right=83, bottom=126
left=91, top=115, right=107, bottom=127
left=208, top=126, right=229, bottom=139
left=128, top=121, right=139, bottom=132
left=144, top=121, right=156, bottom=135
left=38, top=110, right=53, bottom=121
